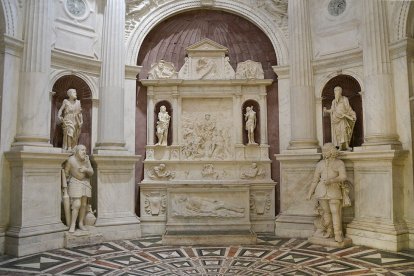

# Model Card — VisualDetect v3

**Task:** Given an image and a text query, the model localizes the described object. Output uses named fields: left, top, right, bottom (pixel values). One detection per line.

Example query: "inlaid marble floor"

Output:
left=1, top=234, right=414, bottom=275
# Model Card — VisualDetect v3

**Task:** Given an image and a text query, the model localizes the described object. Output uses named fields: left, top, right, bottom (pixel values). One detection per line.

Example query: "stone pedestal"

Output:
left=4, top=150, right=68, bottom=256
left=346, top=147, right=409, bottom=251
left=308, top=236, right=352, bottom=248
left=275, top=151, right=321, bottom=238
left=64, top=227, right=104, bottom=248
left=91, top=154, right=141, bottom=240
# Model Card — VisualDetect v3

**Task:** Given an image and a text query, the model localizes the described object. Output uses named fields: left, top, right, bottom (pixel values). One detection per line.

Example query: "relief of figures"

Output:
left=181, top=113, right=232, bottom=160
left=172, top=195, right=245, bottom=218
left=236, top=60, right=264, bottom=79
left=196, top=57, right=217, bottom=79
left=241, top=163, right=265, bottom=179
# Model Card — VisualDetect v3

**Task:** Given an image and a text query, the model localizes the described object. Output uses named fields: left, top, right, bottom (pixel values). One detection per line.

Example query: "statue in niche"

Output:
left=241, top=163, right=265, bottom=179
left=148, top=163, right=175, bottom=180
left=62, top=145, right=94, bottom=233
left=155, top=105, right=170, bottom=146
left=307, top=143, right=352, bottom=245
left=173, top=195, right=245, bottom=217
left=58, top=88, right=83, bottom=152
left=244, top=106, right=257, bottom=144
left=148, top=60, right=178, bottom=79
left=323, top=86, right=356, bottom=151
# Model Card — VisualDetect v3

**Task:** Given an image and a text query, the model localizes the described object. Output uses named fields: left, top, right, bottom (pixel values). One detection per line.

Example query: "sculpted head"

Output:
left=74, top=145, right=87, bottom=161
left=334, top=86, right=343, bottom=100
left=160, top=105, right=166, bottom=112
left=67, top=88, right=77, bottom=99
left=246, top=106, right=251, bottom=112
left=322, top=143, right=340, bottom=159
left=205, top=113, right=211, bottom=120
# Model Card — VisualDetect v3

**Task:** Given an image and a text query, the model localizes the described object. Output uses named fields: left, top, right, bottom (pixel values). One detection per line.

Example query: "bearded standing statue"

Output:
left=62, top=145, right=94, bottom=233
left=307, top=143, right=352, bottom=247
left=323, top=86, right=356, bottom=151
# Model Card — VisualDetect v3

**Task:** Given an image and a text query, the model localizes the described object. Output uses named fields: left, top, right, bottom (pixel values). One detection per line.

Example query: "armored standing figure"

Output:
left=156, top=105, right=170, bottom=146
left=323, top=86, right=356, bottom=151
left=244, top=106, right=257, bottom=144
left=58, top=88, right=83, bottom=152
left=307, top=143, right=351, bottom=244
left=62, top=145, right=94, bottom=233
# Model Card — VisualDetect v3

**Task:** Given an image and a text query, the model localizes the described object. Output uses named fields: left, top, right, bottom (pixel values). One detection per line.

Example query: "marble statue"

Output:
left=148, top=60, right=178, bottom=79
left=307, top=143, right=351, bottom=245
left=58, top=88, right=83, bottom=152
left=155, top=105, right=170, bottom=146
left=148, top=163, right=175, bottom=180
left=323, top=86, right=356, bottom=151
left=241, top=163, right=265, bottom=179
left=62, top=145, right=94, bottom=233
left=244, top=106, right=257, bottom=144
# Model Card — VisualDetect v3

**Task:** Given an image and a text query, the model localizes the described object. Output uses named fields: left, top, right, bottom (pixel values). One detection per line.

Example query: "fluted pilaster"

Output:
left=362, top=0, right=399, bottom=146
left=96, top=0, right=127, bottom=150
left=14, top=0, right=52, bottom=146
left=288, top=0, right=318, bottom=149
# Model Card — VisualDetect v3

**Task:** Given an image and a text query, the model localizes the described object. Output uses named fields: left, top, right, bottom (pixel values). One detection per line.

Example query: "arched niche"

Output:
left=242, top=100, right=260, bottom=145
left=51, top=75, right=92, bottom=154
left=154, top=100, right=172, bottom=146
left=135, top=9, right=280, bottom=213
left=322, top=74, right=363, bottom=148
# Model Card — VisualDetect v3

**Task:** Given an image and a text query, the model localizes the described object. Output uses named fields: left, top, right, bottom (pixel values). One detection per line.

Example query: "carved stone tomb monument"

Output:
left=140, top=39, right=276, bottom=245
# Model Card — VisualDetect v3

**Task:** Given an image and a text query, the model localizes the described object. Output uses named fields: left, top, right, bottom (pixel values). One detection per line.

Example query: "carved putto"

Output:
left=236, top=60, right=264, bottom=79
left=201, top=164, right=218, bottom=179
left=241, top=163, right=265, bottom=179
left=148, top=60, right=178, bottom=79
left=147, top=163, right=175, bottom=180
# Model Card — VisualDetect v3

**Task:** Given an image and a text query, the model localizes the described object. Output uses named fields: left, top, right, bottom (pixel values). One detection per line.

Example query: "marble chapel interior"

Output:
left=0, top=0, right=414, bottom=275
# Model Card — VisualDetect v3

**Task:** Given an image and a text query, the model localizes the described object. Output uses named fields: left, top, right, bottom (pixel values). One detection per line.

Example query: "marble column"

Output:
left=13, top=0, right=53, bottom=148
left=92, top=0, right=140, bottom=241
left=361, top=0, right=399, bottom=147
left=346, top=0, right=408, bottom=251
left=95, top=0, right=127, bottom=151
left=287, top=0, right=318, bottom=150
left=4, top=0, right=68, bottom=256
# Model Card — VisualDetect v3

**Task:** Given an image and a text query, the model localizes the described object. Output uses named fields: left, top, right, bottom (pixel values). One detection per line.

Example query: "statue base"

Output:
left=64, top=227, right=104, bottom=248
left=162, top=230, right=257, bottom=246
left=308, top=236, right=352, bottom=248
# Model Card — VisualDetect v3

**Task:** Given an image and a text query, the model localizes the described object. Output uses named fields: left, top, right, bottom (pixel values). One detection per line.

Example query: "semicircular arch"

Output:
left=126, top=0, right=288, bottom=66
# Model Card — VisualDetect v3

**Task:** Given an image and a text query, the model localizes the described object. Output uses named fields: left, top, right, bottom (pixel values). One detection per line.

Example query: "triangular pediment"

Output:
left=186, top=38, right=228, bottom=54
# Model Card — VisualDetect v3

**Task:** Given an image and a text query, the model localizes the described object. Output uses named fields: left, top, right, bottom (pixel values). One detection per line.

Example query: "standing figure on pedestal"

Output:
left=323, top=86, right=356, bottom=151
left=58, top=88, right=83, bottom=152
left=244, top=106, right=257, bottom=144
left=307, top=143, right=351, bottom=245
left=62, top=145, right=94, bottom=233
left=156, top=105, right=170, bottom=146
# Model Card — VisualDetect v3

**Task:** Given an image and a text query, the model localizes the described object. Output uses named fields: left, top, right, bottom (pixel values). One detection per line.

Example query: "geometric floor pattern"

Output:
left=1, top=235, right=414, bottom=275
